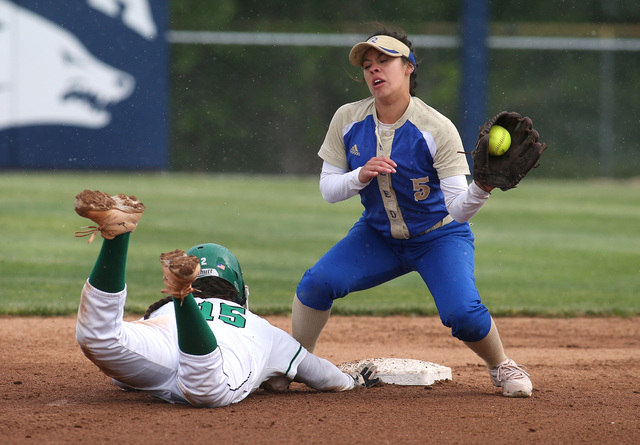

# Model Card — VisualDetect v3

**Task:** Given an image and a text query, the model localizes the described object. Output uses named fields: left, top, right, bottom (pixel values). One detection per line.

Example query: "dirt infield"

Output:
left=2, top=316, right=639, bottom=444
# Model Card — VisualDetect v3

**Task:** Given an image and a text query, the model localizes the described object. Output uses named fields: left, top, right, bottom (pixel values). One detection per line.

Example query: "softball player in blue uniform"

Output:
left=292, top=27, right=532, bottom=397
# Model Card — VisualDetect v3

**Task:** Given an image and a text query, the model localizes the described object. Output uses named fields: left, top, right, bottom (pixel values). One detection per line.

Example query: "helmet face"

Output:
left=186, top=243, right=247, bottom=306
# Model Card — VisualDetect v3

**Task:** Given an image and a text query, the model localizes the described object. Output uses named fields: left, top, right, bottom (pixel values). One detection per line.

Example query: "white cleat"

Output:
left=489, top=358, right=532, bottom=398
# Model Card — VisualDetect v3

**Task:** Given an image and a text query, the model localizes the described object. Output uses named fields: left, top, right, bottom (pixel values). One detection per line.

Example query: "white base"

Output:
left=339, top=358, right=452, bottom=386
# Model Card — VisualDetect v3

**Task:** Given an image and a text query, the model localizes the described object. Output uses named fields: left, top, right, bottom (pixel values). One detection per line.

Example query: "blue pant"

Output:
left=296, top=219, right=491, bottom=342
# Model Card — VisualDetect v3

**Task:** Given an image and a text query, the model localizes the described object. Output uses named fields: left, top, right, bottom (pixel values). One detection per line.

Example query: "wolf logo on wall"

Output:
left=87, top=0, right=158, bottom=40
left=0, top=0, right=158, bottom=131
left=0, top=0, right=167, bottom=170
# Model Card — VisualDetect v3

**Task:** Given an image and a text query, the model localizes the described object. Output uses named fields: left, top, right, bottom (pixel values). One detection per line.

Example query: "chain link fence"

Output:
left=169, top=31, right=640, bottom=178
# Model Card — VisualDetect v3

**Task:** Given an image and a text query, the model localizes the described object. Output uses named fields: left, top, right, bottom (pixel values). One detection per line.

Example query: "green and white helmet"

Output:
left=186, top=243, right=248, bottom=307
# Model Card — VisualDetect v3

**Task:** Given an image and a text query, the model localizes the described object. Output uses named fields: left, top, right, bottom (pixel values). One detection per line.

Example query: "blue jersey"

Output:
left=318, top=96, right=469, bottom=239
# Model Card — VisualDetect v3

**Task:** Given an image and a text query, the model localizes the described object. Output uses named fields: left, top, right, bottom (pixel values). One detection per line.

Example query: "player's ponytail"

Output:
left=143, top=296, right=173, bottom=319
left=191, top=277, right=239, bottom=302
left=142, top=277, right=239, bottom=320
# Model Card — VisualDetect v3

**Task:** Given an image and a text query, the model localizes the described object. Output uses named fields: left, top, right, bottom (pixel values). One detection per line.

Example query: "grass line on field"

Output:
left=1, top=172, right=638, bottom=317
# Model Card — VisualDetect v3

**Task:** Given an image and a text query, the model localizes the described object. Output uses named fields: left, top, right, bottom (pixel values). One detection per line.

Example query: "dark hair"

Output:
left=366, top=25, right=418, bottom=96
left=142, top=277, right=239, bottom=320
left=192, top=276, right=239, bottom=300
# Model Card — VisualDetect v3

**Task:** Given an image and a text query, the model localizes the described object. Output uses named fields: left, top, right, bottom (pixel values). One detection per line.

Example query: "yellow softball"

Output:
left=488, top=125, right=511, bottom=156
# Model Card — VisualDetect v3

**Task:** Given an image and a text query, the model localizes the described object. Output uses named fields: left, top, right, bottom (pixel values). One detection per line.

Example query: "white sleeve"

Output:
left=441, top=175, right=491, bottom=223
left=319, top=161, right=368, bottom=204
left=293, top=352, right=355, bottom=391
left=75, top=281, right=181, bottom=399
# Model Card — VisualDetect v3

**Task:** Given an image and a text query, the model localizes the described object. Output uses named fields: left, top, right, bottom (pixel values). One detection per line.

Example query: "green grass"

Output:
left=1, top=172, right=638, bottom=317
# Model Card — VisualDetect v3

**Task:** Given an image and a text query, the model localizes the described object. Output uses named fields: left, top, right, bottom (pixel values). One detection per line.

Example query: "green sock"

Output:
left=174, top=294, right=218, bottom=355
left=88, top=233, right=130, bottom=293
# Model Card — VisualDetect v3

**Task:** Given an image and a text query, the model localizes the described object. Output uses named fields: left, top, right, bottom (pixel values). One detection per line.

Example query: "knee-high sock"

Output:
left=173, top=295, right=217, bottom=355
left=89, top=233, right=130, bottom=293
left=463, top=318, right=507, bottom=369
left=291, top=294, right=331, bottom=353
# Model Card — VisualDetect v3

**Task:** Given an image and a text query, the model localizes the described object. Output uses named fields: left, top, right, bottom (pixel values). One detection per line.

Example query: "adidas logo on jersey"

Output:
left=349, top=144, right=360, bottom=156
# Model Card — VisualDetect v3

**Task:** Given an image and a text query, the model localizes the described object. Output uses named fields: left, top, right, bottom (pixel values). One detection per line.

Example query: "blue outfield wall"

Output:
left=0, top=0, right=168, bottom=170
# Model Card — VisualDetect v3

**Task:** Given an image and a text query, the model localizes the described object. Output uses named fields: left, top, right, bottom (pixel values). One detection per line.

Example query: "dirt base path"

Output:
left=2, top=316, right=639, bottom=444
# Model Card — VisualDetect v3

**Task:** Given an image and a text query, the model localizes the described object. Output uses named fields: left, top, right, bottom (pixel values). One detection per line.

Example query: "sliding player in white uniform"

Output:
left=74, top=190, right=378, bottom=408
